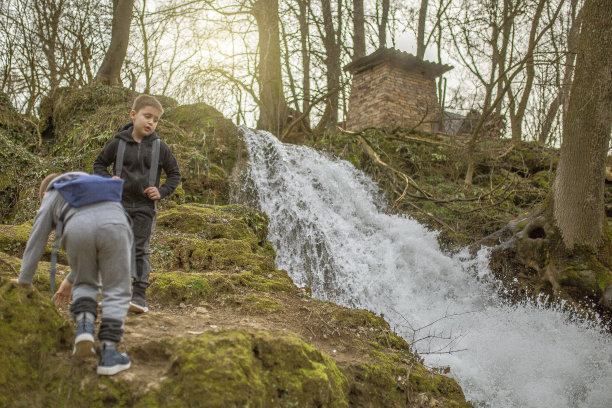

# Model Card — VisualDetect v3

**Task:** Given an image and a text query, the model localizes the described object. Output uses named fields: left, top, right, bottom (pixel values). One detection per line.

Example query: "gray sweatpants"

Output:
left=63, top=204, right=133, bottom=322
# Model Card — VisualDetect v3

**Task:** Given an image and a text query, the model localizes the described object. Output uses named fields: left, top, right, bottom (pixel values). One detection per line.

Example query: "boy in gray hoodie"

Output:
left=16, top=172, right=133, bottom=376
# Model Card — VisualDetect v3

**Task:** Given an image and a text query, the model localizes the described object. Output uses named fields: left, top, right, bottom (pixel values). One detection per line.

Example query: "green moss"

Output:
left=158, top=205, right=256, bottom=245
left=149, top=271, right=215, bottom=304
left=241, top=294, right=284, bottom=314
left=0, top=222, right=34, bottom=257
left=228, top=270, right=297, bottom=294
left=0, top=222, right=69, bottom=269
left=139, top=330, right=349, bottom=408
left=173, top=237, right=276, bottom=275
left=558, top=255, right=612, bottom=296
left=409, top=364, right=468, bottom=406
left=0, top=278, right=72, bottom=407
left=163, top=103, right=242, bottom=206
left=532, top=170, right=550, bottom=189
left=333, top=308, right=389, bottom=329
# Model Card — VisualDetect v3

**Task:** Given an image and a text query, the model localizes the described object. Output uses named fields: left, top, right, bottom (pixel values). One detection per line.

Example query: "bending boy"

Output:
left=94, top=95, right=181, bottom=313
left=17, top=172, right=133, bottom=375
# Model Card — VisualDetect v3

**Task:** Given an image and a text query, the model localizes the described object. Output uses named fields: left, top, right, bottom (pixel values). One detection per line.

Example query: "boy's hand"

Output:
left=52, top=279, right=73, bottom=307
left=112, top=176, right=121, bottom=180
left=144, top=186, right=161, bottom=200
left=10, top=278, right=33, bottom=289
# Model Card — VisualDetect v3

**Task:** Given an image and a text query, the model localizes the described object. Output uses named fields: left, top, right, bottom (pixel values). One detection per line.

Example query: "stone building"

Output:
left=344, top=48, right=452, bottom=133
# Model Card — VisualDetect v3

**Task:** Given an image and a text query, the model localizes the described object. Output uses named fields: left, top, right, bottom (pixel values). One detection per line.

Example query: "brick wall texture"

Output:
left=346, top=63, right=442, bottom=132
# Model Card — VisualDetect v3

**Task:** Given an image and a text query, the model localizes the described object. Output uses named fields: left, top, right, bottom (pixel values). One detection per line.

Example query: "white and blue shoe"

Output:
left=97, top=344, right=131, bottom=376
left=73, top=319, right=96, bottom=358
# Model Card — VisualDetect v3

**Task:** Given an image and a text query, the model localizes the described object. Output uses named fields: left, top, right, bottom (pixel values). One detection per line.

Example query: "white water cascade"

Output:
left=240, top=128, right=612, bottom=408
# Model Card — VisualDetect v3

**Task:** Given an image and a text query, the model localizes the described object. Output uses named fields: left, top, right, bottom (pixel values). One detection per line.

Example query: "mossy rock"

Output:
left=558, top=256, right=612, bottom=296
left=341, top=347, right=470, bottom=408
left=0, top=93, right=32, bottom=145
left=333, top=307, right=389, bottom=329
left=408, top=365, right=470, bottom=407
left=38, top=85, right=132, bottom=142
left=0, top=222, right=68, bottom=265
left=229, top=269, right=297, bottom=294
left=157, top=204, right=256, bottom=244
left=173, top=237, right=276, bottom=275
left=0, top=223, right=34, bottom=257
left=149, top=269, right=296, bottom=305
left=148, top=271, right=216, bottom=304
left=163, top=103, right=244, bottom=206
left=0, top=135, right=44, bottom=223
left=237, top=293, right=285, bottom=314
left=137, top=330, right=349, bottom=408
left=0, top=278, right=72, bottom=407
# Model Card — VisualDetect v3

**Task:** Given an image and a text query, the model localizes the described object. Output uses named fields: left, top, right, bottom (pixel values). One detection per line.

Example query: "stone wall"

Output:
left=346, top=63, right=442, bottom=133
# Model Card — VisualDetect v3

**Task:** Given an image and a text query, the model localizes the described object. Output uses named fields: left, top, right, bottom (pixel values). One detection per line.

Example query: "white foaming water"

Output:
left=240, top=128, right=612, bottom=408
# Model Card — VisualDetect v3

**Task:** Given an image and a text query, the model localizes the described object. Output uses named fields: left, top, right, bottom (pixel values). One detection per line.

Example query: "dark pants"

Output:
left=125, top=204, right=156, bottom=290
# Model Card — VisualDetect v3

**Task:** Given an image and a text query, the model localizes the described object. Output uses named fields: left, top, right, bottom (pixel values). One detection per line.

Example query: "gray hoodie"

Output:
left=18, top=172, right=126, bottom=285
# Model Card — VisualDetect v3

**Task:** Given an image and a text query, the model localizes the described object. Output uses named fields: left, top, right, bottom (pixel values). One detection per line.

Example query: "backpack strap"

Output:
left=49, top=206, right=70, bottom=294
left=115, top=139, right=126, bottom=178
left=149, top=138, right=161, bottom=187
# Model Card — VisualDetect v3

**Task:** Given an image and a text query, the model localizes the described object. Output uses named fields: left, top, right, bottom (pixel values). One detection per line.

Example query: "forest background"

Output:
left=0, top=0, right=588, bottom=146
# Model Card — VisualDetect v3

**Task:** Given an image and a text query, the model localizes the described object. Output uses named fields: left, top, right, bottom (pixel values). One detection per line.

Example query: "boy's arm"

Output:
left=93, top=139, right=118, bottom=177
left=18, top=193, right=59, bottom=285
left=158, top=142, right=181, bottom=199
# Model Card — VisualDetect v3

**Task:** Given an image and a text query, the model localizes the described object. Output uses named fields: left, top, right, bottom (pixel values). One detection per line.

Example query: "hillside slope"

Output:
left=0, top=87, right=470, bottom=407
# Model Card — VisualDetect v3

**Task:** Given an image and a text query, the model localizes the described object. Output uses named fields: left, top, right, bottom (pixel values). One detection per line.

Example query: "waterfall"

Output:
left=240, top=128, right=612, bottom=408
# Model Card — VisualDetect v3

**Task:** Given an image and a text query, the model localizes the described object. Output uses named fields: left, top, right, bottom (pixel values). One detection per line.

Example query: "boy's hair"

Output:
left=39, top=173, right=61, bottom=202
left=132, top=95, right=164, bottom=114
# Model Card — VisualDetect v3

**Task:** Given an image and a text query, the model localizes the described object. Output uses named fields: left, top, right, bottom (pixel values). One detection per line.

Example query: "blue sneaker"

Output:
left=97, top=344, right=131, bottom=376
left=73, top=320, right=96, bottom=358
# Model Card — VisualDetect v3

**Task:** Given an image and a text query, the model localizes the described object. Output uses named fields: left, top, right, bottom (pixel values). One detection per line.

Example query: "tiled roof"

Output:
left=344, top=48, right=453, bottom=77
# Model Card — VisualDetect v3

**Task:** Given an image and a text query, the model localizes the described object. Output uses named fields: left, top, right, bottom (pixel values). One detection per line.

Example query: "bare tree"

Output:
left=553, top=0, right=611, bottom=250
left=416, top=0, right=429, bottom=59
left=95, top=0, right=135, bottom=85
left=298, top=0, right=312, bottom=125
left=377, top=0, right=390, bottom=48
left=0, top=0, right=110, bottom=114
left=504, top=0, right=563, bottom=143
left=538, top=0, right=582, bottom=144
left=352, top=0, right=365, bottom=59
left=252, top=0, right=288, bottom=134
left=316, top=0, right=342, bottom=131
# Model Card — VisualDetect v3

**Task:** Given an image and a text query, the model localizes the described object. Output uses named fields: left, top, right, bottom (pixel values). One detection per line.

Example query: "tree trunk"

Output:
left=298, top=0, right=311, bottom=126
left=378, top=0, right=389, bottom=49
left=137, top=0, right=151, bottom=94
left=553, top=0, right=612, bottom=250
left=317, top=0, right=340, bottom=131
left=416, top=0, right=428, bottom=59
left=33, top=0, right=64, bottom=95
left=95, top=0, right=135, bottom=86
left=352, top=0, right=365, bottom=59
left=538, top=5, right=583, bottom=144
left=494, top=0, right=512, bottom=116
left=252, top=0, right=288, bottom=134
left=509, top=0, right=546, bottom=144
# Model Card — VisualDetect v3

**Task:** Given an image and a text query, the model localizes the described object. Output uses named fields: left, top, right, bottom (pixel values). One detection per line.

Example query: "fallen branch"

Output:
left=0, top=257, right=18, bottom=277
left=401, top=200, right=458, bottom=235
left=387, top=135, right=452, bottom=148
left=357, top=135, right=431, bottom=199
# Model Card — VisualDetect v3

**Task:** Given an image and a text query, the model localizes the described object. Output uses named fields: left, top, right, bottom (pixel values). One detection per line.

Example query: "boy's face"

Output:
left=130, top=105, right=162, bottom=140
